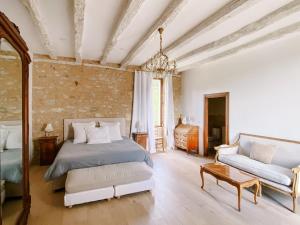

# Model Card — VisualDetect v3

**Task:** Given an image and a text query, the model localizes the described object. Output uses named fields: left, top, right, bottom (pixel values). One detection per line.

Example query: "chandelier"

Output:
left=143, top=27, right=177, bottom=78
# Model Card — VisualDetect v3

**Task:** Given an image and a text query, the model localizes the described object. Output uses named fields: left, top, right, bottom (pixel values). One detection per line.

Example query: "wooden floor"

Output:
left=27, top=150, right=300, bottom=225
left=2, top=198, right=22, bottom=224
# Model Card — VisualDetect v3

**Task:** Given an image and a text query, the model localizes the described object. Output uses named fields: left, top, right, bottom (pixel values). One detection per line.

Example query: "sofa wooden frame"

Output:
left=215, top=133, right=300, bottom=213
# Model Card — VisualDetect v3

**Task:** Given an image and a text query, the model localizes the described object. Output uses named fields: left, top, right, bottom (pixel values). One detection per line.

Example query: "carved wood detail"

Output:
left=0, top=11, right=31, bottom=225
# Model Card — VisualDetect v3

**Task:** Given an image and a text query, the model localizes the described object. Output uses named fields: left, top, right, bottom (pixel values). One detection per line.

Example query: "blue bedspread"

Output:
left=44, top=137, right=153, bottom=181
left=1, top=148, right=22, bottom=183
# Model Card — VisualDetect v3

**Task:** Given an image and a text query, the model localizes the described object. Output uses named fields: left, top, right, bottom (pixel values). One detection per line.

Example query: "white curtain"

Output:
left=131, top=71, right=156, bottom=153
left=163, top=73, right=175, bottom=150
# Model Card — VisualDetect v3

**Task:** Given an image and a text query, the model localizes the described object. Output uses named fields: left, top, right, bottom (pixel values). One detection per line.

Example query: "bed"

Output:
left=45, top=118, right=154, bottom=207
left=1, top=148, right=22, bottom=183
left=0, top=148, right=23, bottom=198
left=0, top=121, right=23, bottom=198
left=45, top=118, right=153, bottom=182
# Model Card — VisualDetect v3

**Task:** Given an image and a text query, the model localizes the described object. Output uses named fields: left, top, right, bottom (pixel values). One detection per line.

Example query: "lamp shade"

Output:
left=45, top=123, right=54, bottom=133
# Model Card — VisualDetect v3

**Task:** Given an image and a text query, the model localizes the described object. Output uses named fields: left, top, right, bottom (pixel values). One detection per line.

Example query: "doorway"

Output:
left=152, top=78, right=165, bottom=152
left=204, top=92, right=229, bottom=157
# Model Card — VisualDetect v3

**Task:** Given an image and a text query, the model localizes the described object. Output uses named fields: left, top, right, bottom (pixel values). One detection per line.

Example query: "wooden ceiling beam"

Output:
left=165, top=0, right=254, bottom=53
left=120, top=0, right=187, bottom=67
left=21, top=0, right=56, bottom=59
left=74, top=0, right=85, bottom=63
left=178, top=21, right=300, bottom=71
left=101, top=0, right=146, bottom=64
left=142, top=0, right=255, bottom=66
left=176, top=0, right=300, bottom=64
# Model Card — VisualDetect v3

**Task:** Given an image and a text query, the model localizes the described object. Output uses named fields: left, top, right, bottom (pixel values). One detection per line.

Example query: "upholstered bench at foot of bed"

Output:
left=64, top=162, right=154, bottom=207
left=114, top=177, right=154, bottom=198
left=64, top=187, right=114, bottom=208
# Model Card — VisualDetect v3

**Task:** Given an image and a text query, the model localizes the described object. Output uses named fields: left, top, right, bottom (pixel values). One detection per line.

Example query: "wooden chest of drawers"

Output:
left=174, top=124, right=199, bottom=154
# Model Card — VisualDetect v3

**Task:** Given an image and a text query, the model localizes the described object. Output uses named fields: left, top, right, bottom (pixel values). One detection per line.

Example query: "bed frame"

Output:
left=57, top=118, right=154, bottom=207
left=61, top=118, right=154, bottom=207
left=52, top=117, right=127, bottom=191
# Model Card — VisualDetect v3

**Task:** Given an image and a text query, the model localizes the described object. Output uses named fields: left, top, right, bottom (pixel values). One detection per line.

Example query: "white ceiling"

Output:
left=1, top=0, right=300, bottom=71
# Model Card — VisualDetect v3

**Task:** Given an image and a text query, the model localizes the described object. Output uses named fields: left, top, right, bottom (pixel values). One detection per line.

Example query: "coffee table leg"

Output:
left=237, top=187, right=241, bottom=211
left=258, top=183, right=262, bottom=197
left=200, top=167, right=204, bottom=189
left=254, top=182, right=259, bottom=204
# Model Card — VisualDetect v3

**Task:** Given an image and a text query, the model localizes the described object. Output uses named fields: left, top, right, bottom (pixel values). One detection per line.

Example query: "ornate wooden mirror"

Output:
left=0, top=12, right=31, bottom=225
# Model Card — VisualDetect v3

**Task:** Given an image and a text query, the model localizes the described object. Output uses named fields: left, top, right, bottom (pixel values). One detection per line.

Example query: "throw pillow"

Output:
left=100, top=122, right=123, bottom=141
left=5, top=125, right=22, bottom=149
left=86, top=127, right=111, bottom=144
left=72, top=122, right=96, bottom=144
left=0, top=125, right=9, bottom=152
left=250, top=142, right=276, bottom=164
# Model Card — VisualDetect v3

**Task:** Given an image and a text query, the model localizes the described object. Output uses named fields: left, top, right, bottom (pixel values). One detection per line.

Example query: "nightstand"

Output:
left=38, top=136, right=58, bottom=166
left=132, top=132, right=148, bottom=150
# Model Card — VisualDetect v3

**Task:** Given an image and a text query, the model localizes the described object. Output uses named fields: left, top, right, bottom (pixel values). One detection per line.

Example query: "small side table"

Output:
left=38, top=136, right=58, bottom=166
left=132, top=132, right=148, bottom=150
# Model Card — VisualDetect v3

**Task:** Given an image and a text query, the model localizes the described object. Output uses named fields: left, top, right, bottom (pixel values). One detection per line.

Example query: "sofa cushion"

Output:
left=218, top=154, right=293, bottom=186
left=249, top=142, right=276, bottom=164
left=216, top=144, right=239, bottom=155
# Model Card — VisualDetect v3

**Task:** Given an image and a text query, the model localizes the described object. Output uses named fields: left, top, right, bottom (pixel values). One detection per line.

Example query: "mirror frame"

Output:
left=0, top=12, right=31, bottom=225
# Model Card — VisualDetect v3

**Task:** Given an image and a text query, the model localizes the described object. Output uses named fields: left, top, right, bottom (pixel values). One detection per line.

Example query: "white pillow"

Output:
left=0, top=125, right=9, bottom=152
left=4, top=125, right=22, bottom=149
left=216, top=144, right=239, bottom=155
left=101, top=122, right=123, bottom=141
left=86, top=127, right=111, bottom=144
left=72, top=122, right=96, bottom=144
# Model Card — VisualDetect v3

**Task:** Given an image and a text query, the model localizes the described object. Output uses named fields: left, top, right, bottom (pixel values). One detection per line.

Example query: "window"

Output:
left=152, top=79, right=162, bottom=126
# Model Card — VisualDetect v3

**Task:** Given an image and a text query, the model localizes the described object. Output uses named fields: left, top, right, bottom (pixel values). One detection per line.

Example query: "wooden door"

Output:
left=203, top=92, right=229, bottom=156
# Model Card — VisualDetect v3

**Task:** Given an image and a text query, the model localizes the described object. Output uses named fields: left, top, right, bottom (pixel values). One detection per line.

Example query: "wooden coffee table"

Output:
left=200, top=163, right=260, bottom=211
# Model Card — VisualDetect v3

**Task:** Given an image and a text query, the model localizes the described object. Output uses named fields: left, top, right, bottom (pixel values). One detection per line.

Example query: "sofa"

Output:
left=215, top=133, right=300, bottom=212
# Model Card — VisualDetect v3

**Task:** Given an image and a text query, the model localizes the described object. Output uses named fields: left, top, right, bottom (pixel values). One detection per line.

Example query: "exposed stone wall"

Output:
left=0, top=51, right=22, bottom=121
left=32, top=62, right=134, bottom=161
left=32, top=60, right=182, bottom=162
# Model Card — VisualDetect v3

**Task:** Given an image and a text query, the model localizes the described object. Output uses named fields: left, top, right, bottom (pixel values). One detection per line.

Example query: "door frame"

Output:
left=203, top=92, right=229, bottom=156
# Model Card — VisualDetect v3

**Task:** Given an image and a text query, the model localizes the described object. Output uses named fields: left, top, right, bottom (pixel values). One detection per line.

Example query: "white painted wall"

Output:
left=181, top=34, right=300, bottom=155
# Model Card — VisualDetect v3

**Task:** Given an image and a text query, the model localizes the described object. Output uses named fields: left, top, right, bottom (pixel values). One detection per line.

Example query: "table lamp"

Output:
left=44, top=123, right=54, bottom=136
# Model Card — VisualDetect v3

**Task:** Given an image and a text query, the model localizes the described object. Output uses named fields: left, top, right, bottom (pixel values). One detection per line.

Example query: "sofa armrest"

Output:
left=214, top=143, right=239, bottom=162
left=215, top=144, right=239, bottom=155
left=292, top=165, right=300, bottom=196
left=292, top=166, right=300, bottom=174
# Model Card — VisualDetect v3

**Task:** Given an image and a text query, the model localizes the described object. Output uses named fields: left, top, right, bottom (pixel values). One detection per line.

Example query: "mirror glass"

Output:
left=0, top=38, right=23, bottom=224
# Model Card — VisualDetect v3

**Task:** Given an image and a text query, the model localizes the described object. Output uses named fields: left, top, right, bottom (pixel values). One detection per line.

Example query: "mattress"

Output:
left=0, top=148, right=22, bottom=183
left=44, top=137, right=153, bottom=181
left=66, top=162, right=153, bottom=193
